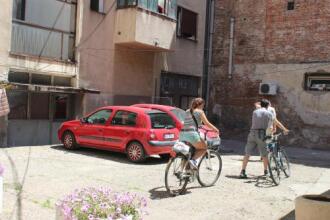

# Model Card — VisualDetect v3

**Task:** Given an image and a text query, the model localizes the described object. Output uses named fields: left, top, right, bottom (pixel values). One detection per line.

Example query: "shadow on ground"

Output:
left=225, top=175, right=276, bottom=188
left=222, top=140, right=330, bottom=169
left=149, top=186, right=198, bottom=200
left=50, top=145, right=168, bottom=165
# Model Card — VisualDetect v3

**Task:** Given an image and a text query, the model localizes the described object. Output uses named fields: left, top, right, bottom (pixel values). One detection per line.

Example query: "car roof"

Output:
left=97, top=106, right=153, bottom=114
left=132, top=104, right=176, bottom=111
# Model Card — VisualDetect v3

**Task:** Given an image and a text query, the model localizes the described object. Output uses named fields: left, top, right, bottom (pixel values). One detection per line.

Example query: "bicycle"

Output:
left=165, top=128, right=222, bottom=196
left=266, top=132, right=291, bottom=185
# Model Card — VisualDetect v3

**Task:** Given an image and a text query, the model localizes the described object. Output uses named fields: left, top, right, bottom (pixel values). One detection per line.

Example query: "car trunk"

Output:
left=148, top=112, right=178, bottom=141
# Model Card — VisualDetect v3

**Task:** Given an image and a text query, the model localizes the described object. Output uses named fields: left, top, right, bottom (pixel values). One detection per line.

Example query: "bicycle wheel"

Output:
left=197, top=150, right=222, bottom=187
left=165, top=156, right=189, bottom=196
left=279, top=149, right=291, bottom=177
left=268, top=153, right=281, bottom=185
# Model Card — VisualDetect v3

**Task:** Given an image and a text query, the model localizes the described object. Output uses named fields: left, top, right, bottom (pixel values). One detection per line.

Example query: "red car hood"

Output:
left=62, top=119, right=80, bottom=126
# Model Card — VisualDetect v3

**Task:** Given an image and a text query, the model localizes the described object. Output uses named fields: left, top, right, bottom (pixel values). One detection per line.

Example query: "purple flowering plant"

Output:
left=0, top=163, right=4, bottom=176
left=56, top=187, right=147, bottom=220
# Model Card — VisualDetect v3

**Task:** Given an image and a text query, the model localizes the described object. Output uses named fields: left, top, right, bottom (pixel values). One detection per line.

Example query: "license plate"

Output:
left=213, top=140, right=220, bottom=146
left=164, top=133, right=174, bottom=139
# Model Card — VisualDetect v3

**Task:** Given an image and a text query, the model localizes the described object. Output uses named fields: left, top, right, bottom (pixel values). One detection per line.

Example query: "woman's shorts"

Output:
left=179, top=131, right=201, bottom=145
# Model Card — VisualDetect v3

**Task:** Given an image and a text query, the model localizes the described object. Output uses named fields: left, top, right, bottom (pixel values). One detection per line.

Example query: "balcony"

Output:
left=11, top=20, right=75, bottom=62
left=115, top=0, right=177, bottom=51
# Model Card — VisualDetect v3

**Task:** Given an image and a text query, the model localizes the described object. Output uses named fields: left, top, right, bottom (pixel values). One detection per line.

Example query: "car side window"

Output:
left=87, top=109, right=112, bottom=125
left=111, top=111, right=137, bottom=126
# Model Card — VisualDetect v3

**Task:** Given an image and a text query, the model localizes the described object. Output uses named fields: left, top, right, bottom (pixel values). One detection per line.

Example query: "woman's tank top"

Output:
left=182, top=109, right=202, bottom=130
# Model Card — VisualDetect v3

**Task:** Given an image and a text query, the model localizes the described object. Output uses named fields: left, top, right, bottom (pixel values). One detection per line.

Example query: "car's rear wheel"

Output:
left=126, top=142, right=146, bottom=163
left=62, top=131, right=79, bottom=150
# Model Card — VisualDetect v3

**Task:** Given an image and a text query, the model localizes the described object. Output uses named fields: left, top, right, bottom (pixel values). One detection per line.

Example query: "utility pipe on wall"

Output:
left=203, top=0, right=215, bottom=112
left=228, top=17, right=235, bottom=79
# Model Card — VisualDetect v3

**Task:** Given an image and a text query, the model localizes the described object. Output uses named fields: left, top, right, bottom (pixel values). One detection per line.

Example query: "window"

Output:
left=117, top=0, right=177, bottom=20
left=111, top=111, right=137, bottom=126
left=305, top=73, right=330, bottom=91
left=87, top=110, right=112, bottom=125
left=12, top=0, right=26, bottom=20
left=30, top=93, right=50, bottom=119
left=287, top=1, right=295, bottom=10
left=54, top=76, right=71, bottom=87
left=148, top=112, right=175, bottom=129
left=31, top=74, right=51, bottom=85
left=91, top=0, right=105, bottom=13
left=158, top=0, right=165, bottom=13
left=8, top=71, right=72, bottom=87
left=177, top=6, right=197, bottom=41
left=8, top=72, right=29, bottom=84
left=8, top=91, right=28, bottom=119
left=54, top=95, right=68, bottom=120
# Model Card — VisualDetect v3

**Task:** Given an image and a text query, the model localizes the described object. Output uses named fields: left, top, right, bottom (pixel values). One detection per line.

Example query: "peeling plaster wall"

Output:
left=211, top=0, right=330, bottom=149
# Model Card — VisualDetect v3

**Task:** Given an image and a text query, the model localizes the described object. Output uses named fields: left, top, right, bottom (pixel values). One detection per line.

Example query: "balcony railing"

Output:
left=117, top=0, right=177, bottom=20
left=11, top=19, right=75, bottom=62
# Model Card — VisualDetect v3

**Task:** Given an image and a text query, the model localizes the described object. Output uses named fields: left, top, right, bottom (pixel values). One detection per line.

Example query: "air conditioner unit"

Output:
left=259, top=83, right=278, bottom=95
left=91, top=0, right=105, bottom=14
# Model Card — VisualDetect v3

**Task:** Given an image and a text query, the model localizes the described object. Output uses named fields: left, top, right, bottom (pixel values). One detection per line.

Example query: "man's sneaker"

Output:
left=264, top=170, right=268, bottom=176
left=189, top=159, right=198, bottom=170
left=239, top=170, right=247, bottom=179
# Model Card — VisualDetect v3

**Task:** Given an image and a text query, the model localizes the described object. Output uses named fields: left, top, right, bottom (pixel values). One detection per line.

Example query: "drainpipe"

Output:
left=202, top=0, right=215, bottom=114
left=228, top=17, right=235, bottom=79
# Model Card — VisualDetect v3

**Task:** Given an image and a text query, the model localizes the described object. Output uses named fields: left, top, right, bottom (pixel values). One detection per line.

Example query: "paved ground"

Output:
left=1, top=140, right=330, bottom=220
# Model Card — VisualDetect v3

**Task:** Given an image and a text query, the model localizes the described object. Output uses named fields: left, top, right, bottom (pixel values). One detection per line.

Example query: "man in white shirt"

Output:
left=254, top=101, right=289, bottom=135
left=239, top=99, right=274, bottom=178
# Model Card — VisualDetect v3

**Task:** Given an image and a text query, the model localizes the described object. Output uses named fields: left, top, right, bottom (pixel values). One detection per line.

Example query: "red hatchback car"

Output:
left=58, top=106, right=178, bottom=162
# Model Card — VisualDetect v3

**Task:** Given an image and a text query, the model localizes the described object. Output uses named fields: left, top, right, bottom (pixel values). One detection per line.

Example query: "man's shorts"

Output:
left=245, top=130, right=268, bottom=157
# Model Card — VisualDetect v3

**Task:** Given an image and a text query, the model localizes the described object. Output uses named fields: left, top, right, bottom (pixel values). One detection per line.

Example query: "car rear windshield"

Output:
left=171, top=108, right=186, bottom=123
left=148, top=113, right=175, bottom=129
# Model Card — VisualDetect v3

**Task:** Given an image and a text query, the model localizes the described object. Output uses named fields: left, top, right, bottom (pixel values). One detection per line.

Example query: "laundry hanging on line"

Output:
left=0, top=88, right=10, bottom=117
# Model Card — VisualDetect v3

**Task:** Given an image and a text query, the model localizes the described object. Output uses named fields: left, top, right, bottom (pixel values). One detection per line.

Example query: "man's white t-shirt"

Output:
left=266, top=106, right=276, bottom=136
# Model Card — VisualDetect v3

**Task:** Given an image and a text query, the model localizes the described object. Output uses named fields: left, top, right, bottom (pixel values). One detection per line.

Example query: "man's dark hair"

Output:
left=260, top=99, right=270, bottom=108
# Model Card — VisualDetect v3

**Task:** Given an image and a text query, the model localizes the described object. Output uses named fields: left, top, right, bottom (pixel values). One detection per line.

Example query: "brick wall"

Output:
left=210, top=0, right=330, bottom=149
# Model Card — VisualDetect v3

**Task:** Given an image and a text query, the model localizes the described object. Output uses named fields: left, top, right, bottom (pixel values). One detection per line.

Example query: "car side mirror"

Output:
left=80, top=117, right=87, bottom=124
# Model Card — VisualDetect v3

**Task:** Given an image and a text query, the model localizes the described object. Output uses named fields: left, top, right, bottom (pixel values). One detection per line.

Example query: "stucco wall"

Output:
left=78, top=0, right=157, bottom=113
left=164, top=0, right=207, bottom=77
left=0, top=0, right=12, bottom=81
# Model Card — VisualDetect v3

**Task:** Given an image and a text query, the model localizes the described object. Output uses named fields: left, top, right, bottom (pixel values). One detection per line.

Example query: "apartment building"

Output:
left=0, top=0, right=209, bottom=146
left=210, top=0, right=330, bottom=149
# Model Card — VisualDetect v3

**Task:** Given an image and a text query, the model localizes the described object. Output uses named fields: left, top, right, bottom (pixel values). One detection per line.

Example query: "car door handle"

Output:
left=125, top=131, right=130, bottom=134
left=98, top=129, right=103, bottom=132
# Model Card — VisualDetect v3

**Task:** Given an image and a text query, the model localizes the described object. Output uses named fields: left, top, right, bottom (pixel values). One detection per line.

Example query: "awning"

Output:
left=8, top=82, right=101, bottom=94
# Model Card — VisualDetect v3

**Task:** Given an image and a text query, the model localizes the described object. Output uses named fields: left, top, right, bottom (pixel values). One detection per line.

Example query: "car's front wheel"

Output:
left=126, top=142, right=146, bottom=163
left=62, top=131, right=79, bottom=150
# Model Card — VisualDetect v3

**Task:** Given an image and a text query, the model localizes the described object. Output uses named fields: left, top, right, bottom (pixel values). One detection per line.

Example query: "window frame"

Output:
left=304, top=73, right=330, bottom=92
left=176, top=6, right=198, bottom=42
